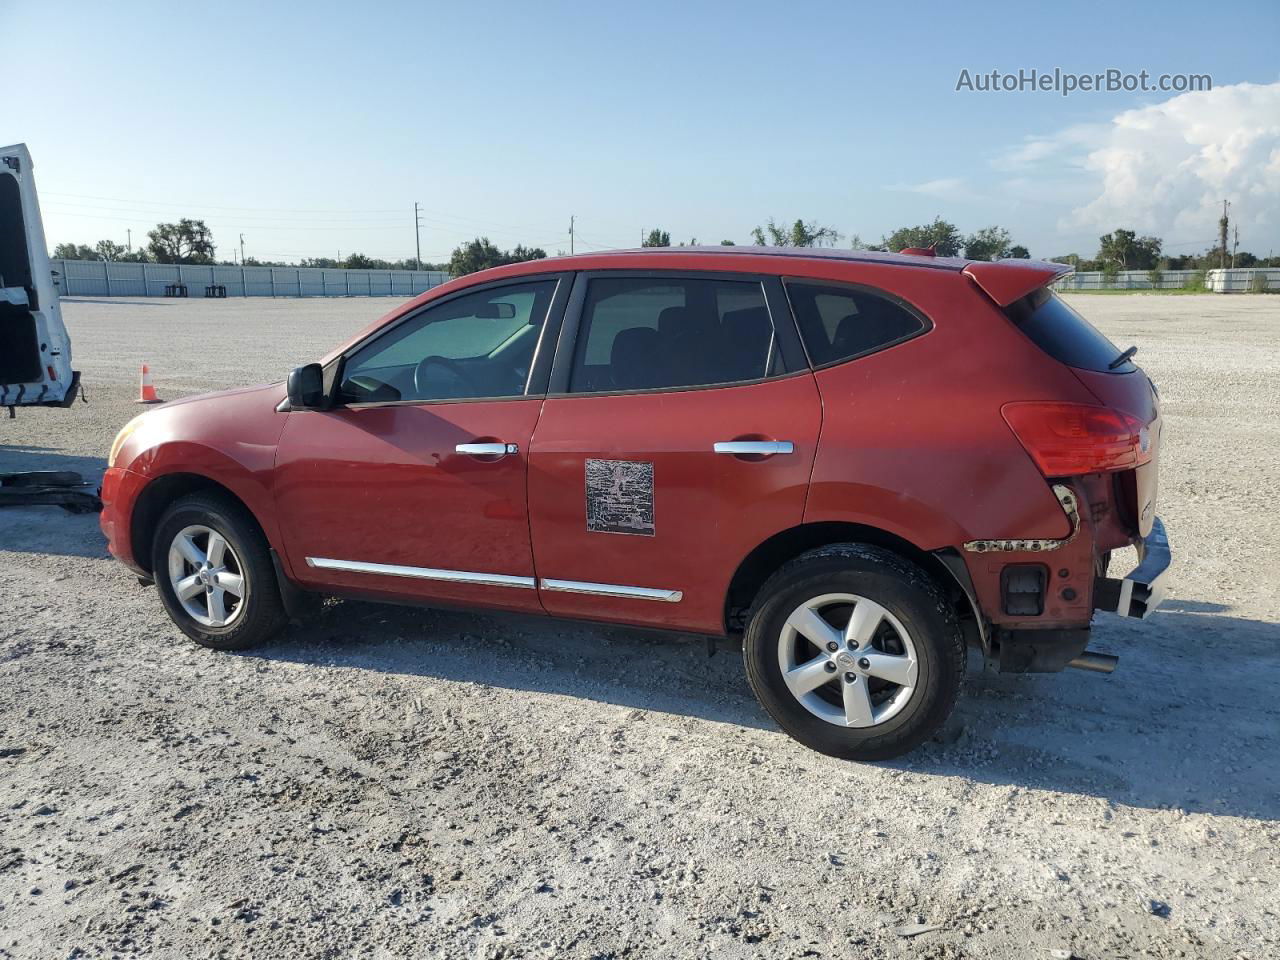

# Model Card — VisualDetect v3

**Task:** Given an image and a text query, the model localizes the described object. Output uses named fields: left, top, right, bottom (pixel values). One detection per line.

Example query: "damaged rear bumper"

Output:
left=1094, top=517, right=1171, bottom=620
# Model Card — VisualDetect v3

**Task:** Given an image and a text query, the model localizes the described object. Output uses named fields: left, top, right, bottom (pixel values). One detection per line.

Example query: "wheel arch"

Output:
left=724, top=521, right=987, bottom=651
left=130, top=473, right=268, bottom=577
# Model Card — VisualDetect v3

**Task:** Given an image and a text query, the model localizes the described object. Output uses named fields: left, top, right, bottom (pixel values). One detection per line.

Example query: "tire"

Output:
left=743, top=544, right=964, bottom=761
left=151, top=492, right=288, bottom=650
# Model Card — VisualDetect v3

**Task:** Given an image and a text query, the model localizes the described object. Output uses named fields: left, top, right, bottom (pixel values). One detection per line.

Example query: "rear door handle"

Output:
left=713, top=441, right=794, bottom=456
left=455, top=442, right=518, bottom=456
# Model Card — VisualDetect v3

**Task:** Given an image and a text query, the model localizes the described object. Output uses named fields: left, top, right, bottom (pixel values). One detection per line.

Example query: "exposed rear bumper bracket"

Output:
left=1094, top=517, right=1171, bottom=619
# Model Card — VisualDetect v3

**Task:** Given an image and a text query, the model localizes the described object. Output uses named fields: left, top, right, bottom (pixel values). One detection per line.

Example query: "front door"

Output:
left=274, top=275, right=567, bottom=614
left=528, top=272, right=821, bottom=634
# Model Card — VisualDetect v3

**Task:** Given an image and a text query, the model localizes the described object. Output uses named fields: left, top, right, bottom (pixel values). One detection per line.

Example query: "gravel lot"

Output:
left=2, top=292, right=1278, bottom=959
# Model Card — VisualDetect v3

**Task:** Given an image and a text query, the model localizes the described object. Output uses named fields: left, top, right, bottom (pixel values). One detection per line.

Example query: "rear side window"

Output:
left=1007, top=288, right=1135, bottom=373
left=785, top=281, right=926, bottom=367
left=569, top=277, right=780, bottom=393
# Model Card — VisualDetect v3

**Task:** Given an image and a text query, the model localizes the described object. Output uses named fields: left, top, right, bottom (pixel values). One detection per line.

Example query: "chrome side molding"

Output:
left=540, top=578, right=683, bottom=602
left=305, top=557, right=536, bottom=589
left=302, top=559, right=682, bottom=603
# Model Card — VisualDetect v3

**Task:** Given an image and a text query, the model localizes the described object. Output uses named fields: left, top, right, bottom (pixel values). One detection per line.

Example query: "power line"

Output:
left=43, top=190, right=405, bottom=214
left=43, top=190, right=572, bottom=235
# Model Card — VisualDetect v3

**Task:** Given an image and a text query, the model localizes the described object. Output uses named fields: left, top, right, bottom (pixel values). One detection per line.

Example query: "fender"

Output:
left=108, top=383, right=290, bottom=567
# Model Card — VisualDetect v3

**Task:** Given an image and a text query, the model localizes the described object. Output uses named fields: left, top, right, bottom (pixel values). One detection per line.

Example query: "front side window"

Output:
left=786, top=281, right=926, bottom=367
left=569, top=277, right=778, bottom=393
left=339, top=280, right=557, bottom=403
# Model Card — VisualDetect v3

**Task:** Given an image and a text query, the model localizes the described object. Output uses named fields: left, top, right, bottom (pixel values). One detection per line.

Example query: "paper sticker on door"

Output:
left=585, top=459, right=654, bottom=536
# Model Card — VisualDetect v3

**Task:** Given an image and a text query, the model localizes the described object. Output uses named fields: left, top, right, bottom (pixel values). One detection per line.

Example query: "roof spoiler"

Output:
left=963, top=259, right=1074, bottom=308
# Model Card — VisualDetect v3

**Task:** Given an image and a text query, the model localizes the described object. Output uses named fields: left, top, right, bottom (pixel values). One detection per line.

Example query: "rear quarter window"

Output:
left=1008, top=289, right=1135, bottom=373
left=785, top=281, right=927, bottom=367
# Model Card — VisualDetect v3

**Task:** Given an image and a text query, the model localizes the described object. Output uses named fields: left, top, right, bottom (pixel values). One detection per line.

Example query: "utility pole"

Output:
left=569, top=215, right=575, bottom=256
left=1219, top=200, right=1230, bottom=270
left=414, top=202, right=423, bottom=271
left=240, top=233, right=246, bottom=265
left=126, top=228, right=132, bottom=252
left=1231, top=224, right=1239, bottom=269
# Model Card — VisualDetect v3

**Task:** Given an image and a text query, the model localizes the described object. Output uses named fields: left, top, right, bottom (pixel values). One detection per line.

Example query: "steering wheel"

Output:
left=414, top=355, right=469, bottom=398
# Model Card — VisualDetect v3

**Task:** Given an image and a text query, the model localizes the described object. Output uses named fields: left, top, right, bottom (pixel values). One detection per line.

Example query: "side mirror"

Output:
left=286, top=363, right=325, bottom=409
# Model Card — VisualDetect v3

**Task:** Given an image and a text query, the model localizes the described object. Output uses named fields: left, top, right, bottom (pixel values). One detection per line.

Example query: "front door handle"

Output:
left=455, top=442, right=518, bottom=457
left=713, top=441, right=794, bottom=456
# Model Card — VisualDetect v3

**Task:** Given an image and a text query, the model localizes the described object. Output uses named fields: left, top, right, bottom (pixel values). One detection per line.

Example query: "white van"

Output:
left=1, top=142, right=77, bottom=409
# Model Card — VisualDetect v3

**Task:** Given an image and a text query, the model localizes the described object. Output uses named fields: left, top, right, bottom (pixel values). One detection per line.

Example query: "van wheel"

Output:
left=151, top=492, right=287, bottom=650
left=743, top=545, right=964, bottom=761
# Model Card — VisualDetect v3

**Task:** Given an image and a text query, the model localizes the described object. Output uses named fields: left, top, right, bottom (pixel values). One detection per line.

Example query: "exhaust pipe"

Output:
left=1068, top=651, right=1118, bottom=674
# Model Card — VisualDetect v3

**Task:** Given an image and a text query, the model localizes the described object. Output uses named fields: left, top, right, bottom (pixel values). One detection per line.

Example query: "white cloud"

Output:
left=996, top=82, right=1280, bottom=250
left=887, top=177, right=971, bottom=199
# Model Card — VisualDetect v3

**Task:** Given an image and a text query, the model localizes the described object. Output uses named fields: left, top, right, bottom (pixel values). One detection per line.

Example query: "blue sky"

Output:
left=6, top=0, right=1279, bottom=263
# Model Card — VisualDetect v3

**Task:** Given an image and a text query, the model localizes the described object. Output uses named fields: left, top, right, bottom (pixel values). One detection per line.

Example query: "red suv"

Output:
left=101, top=247, right=1169, bottom=759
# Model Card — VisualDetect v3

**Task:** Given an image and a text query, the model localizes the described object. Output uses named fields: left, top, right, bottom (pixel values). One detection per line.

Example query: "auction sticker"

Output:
left=585, top=459, right=654, bottom=536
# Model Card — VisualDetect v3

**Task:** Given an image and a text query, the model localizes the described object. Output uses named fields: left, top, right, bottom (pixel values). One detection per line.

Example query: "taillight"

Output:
left=1002, top=402, right=1152, bottom=476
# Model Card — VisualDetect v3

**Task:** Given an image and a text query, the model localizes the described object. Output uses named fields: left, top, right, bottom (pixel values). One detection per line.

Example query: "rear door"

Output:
left=0, top=143, right=76, bottom=407
left=527, top=271, right=821, bottom=634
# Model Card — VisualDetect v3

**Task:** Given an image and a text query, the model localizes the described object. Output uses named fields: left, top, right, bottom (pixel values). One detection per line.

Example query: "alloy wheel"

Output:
left=776, top=592, right=919, bottom=728
left=167, top=524, right=246, bottom=628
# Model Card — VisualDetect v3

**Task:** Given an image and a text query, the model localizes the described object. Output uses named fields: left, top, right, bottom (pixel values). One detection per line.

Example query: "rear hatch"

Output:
left=1, top=143, right=77, bottom=407
left=1005, top=288, right=1161, bottom=537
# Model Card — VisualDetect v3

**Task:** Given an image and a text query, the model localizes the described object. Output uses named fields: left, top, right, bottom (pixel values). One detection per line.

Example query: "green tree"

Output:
left=51, top=242, right=97, bottom=260
left=1096, top=229, right=1162, bottom=270
left=964, top=226, right=1012, bottom=261
left=508, top=245, right=546, bottom=264
left=94, top=239, right=128, bottom=262
left=147, top=219, right=216, bottom=264
left=1008, top=244, right=1031, bottom=259
left=751, top=218, right=841, bottom=247
left=882, top=217, right=961, bottom=257
left=642, top=229, right=670, bottom=247
left=51, top=240, right=152, bottom=262
left=719, top=239, right=736, bottom=246
left=448, top=237, right=547, bottom=276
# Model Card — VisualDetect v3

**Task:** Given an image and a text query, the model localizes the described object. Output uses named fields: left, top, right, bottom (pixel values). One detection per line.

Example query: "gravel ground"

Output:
left=1, top=293, right=1277, bottom=959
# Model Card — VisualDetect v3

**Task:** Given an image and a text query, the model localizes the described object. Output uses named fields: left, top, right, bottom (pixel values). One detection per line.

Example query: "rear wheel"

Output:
left=151, top=493, right=287, bottom=650
left=743, top=545, right=964, bottom=760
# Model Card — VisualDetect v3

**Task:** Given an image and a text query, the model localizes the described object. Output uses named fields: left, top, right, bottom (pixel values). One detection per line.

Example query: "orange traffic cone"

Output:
left=136, top=363, right=163, bottom=404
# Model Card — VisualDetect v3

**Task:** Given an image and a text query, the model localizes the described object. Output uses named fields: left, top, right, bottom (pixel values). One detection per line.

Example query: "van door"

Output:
left=0, top=143, right=77, bottom=408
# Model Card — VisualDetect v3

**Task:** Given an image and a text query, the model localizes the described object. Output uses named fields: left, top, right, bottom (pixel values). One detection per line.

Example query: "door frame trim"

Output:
left=305, top=557, right=536, bottom=589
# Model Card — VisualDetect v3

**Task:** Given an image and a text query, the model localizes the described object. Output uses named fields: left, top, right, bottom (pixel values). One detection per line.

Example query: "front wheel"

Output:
left=151, top=492, right=287, bottom=650
left=743, top=545, right=965, bottom=760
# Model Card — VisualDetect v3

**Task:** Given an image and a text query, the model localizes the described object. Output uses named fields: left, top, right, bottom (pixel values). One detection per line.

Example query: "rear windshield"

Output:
left=1007, top=288, right=1136, bottom=373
